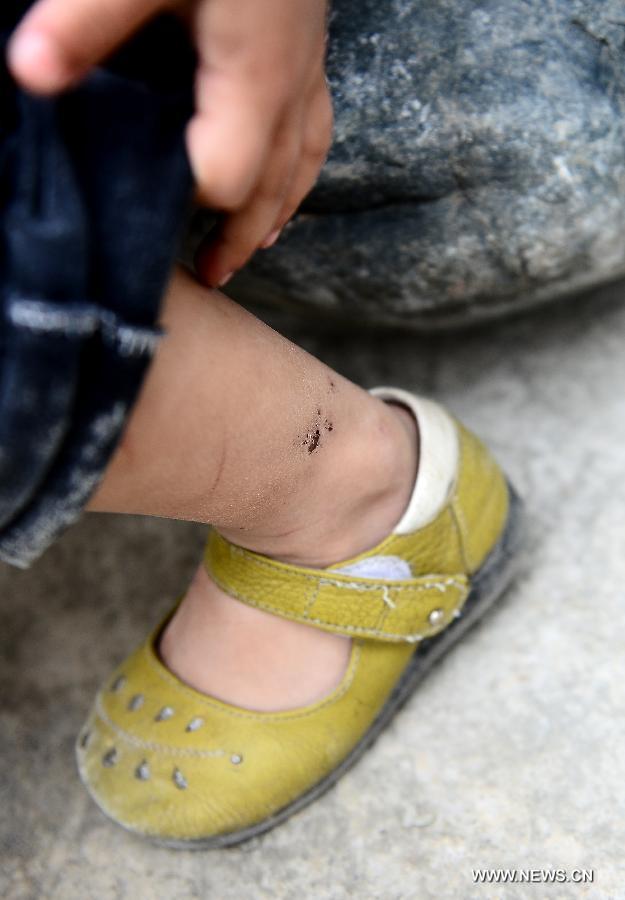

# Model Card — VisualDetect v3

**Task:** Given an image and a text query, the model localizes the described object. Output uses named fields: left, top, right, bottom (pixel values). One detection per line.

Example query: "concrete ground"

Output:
left=3, top=283, right=625, bottom=900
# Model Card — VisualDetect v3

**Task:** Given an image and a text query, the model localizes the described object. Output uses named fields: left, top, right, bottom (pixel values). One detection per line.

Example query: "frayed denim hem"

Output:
left=0, top=5, right=195, bottom=566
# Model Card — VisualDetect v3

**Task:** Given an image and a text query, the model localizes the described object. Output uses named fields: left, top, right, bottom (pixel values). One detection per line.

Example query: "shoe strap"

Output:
left=204, top=530, right=469, bottom=644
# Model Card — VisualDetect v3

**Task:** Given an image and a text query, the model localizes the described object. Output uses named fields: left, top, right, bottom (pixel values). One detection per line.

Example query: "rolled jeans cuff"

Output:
left=0, top=8, right=196, bottom=566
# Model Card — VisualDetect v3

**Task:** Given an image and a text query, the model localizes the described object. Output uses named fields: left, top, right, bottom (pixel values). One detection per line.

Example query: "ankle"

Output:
left=218, top=394, right=419, bottom=568
left=160, top=565, right=352, bottom=710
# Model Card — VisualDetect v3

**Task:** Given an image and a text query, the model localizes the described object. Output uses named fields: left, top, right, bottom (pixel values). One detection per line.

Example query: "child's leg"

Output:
left=89, top=266, right=419, bottom=710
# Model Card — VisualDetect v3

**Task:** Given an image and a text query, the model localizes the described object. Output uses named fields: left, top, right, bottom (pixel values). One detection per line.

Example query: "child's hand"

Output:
left=7, top=0, right=333, bottom=287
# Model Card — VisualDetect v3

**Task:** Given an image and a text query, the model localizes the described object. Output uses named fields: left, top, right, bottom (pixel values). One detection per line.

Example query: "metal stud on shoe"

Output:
left=128, top=694, right=144, bottom=711
left=135, top=760, right=150, bottom=781
left=185, top=717, right=204, bottom=732
left=427, top=608, right=445, bottom=627
left=102, top=748, right=118, bottom=767
left=155, top=706, right=175, bottom=722
left=172, top=768, right=188, bottom=790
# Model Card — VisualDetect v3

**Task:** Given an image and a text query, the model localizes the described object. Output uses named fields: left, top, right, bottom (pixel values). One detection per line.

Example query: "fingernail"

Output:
left=218, top=272, right=234, bottom=288
left=261, top=228, right=282, bottom=250
left=8, top=30, right=68, bottom=89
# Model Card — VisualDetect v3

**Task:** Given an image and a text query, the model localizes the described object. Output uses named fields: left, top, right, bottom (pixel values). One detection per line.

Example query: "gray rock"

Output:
left=222, top=0, right=625, bottom=329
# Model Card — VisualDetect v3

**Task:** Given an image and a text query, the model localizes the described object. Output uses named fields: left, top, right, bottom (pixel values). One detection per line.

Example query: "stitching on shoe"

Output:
left=303, top=580, right=321, bottom=616
left=94, top=698, right=227, bottom=758
left=138, top=643, right=364, bottom=722
left=450, top=496, right=470, bottom=573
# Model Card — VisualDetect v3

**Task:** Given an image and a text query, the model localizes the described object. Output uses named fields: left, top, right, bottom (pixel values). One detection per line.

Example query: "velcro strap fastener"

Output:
left=204, top=531, right=470, bottom=644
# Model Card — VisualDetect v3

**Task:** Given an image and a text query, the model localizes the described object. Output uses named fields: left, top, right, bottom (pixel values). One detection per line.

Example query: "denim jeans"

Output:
left=0, top=3, right=195, bottom=566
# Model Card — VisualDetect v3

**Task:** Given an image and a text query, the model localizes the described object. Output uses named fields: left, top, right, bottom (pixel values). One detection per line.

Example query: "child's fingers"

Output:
left=8, top=0, right=332, bottom=289
left=187, top=68, right=281, bottom=211
left=7, top=0, right=164, bottom=94
left=273, top=76, right=333, bottom=231
left=188, top=0, right=328, bottom=212
left=194, top=114, right=301, bottom=286
left=196, top=74, right=333, bottom=288
left=195, top=188, right=287, bottom=288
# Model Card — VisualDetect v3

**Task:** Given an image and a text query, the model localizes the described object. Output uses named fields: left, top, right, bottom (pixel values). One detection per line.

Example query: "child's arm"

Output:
left=7, top=0, right=332, bottom=288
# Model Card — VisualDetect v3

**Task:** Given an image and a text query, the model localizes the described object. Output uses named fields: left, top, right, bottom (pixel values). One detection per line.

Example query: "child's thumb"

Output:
left=7, top=0, right=164, bottom=94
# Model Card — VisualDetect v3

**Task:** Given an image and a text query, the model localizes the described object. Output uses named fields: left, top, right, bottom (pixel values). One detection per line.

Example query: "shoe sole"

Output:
left=149, top=482, right=525, bottom=850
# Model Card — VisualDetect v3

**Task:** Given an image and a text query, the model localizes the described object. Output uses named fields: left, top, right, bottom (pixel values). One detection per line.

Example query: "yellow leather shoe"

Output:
left=76, top=386, right=524, bottom=849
